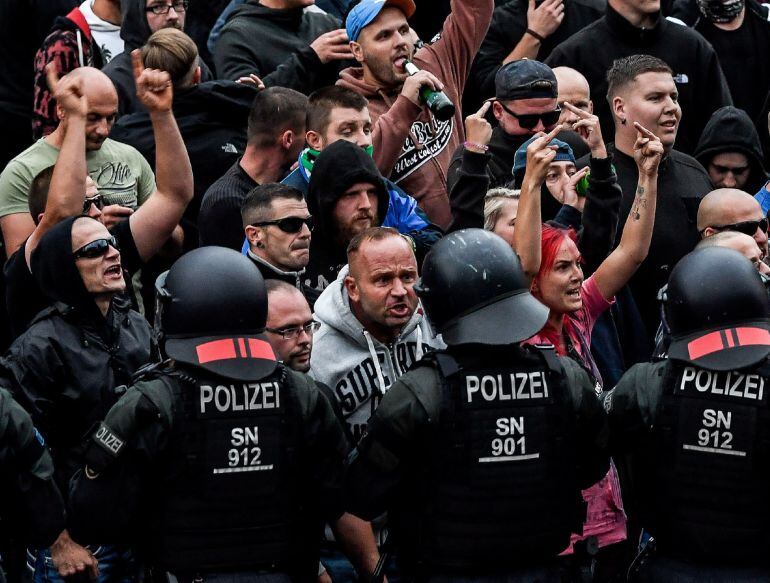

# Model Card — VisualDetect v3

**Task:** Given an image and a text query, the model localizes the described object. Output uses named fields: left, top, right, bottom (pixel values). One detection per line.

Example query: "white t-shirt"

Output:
left=79, top=0, right=123, bottom=63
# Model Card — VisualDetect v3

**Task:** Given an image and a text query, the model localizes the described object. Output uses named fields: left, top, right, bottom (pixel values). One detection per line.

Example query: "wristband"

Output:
left=526, top=28, right=546, bottom=42
left=464, top=141, right=489, bottom=153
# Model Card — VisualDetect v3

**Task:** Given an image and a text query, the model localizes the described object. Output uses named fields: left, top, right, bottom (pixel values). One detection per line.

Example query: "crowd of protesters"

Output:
left=1, top=0, right=770, bottom=580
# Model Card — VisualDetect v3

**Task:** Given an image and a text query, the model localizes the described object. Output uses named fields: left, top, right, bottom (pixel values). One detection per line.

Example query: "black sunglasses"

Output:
left=73, top=236, right=120, bottom=260
left=498, top=102, right=561, bottom=130
left=711, top=218, right=769, bottom=237
left=82, top=194, right=104, bottom=214
left=252, top=216, right=313, bottom=234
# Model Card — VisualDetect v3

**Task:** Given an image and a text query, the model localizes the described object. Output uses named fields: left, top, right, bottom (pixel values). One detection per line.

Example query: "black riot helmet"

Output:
left=414, top=229, right=549, bottom=345
left=154, top=246, right=278, bottom=380
left=664, top=246, right=770, bottom=371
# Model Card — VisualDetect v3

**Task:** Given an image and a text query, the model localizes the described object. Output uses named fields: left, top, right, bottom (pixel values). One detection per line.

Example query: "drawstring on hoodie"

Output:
left=363, top=330, right=387, bottom=397
left=415, top=325, right=425, bottom=361
left=76, top=30, right=85, bottom=67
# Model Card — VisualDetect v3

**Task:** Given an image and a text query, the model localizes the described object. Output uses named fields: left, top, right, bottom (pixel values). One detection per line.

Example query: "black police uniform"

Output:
left=345, top=230, right=610, bottom=581
left=0, top=388, right=66, bottom=582
left=605, top=247, right=770, bottom=581
left=68, top=247, right=350, bottom=582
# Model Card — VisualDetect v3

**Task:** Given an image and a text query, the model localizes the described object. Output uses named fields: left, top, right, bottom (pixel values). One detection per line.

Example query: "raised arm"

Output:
left=512, top=124, right=562, bottom=281
left=592, top=123, right=663, bottom=301
left=25, top=64, right=89, bottom=268
left=448, top=102, right=493, bottom=232
left=127, top=50, right=193, bottom=262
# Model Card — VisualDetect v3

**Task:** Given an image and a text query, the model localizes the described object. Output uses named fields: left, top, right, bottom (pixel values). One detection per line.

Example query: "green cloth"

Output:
left=0, top=138, right=156, bottom=218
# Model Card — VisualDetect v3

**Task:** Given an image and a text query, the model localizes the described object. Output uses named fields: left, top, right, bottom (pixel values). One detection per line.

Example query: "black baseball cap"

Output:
left=495, top=59, right=558, bottom=101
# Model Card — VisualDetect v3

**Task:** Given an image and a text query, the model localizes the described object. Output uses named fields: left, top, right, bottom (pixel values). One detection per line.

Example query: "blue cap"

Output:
left=512, top=136, right=576, bottom=176
left=346, top=0, right=417, bottom=42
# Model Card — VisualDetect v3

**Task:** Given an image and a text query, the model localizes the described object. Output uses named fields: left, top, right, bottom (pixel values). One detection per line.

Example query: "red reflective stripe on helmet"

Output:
left=724, top=330, right=735, bottom=348
left=735, top=327, right=770, bottom=347
left=248, top=338, right=276, bottom=360
left=196, top=339, right=237, bottom=363
left=687, top=331, right=725, bottom=360
left=237, top=337, right=247, bottom=358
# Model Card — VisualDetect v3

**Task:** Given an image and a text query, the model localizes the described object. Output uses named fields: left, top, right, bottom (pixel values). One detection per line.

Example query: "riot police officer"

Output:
left=345, top=229, right=610, bottom=581
left=605, top=246, right=770, bottom=582
left=0, top=388, right=97, bottom=582
left=69, top=247, right=378, bottom=582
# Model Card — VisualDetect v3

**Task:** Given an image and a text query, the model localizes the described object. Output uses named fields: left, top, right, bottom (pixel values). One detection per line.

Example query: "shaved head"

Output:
left=697, top=188, right=764, bottom=232
left=554, top=67, right=590, bottom=98
left=65, top=67, right=118, bottom=101
left=55, top=67, right=118, bottom=150
left=696, top=231, right=769, bottom=275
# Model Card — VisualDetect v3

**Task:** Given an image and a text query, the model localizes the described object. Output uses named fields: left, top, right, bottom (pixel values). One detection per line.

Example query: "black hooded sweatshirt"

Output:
left=305, top=140, right=389, bottom=292
left=213, top=1, right=341, bottom=93
left=694, top=105, right=769, bottom=194
left=1, top=217, right=151, bottom=497
left=545, top=4, right=733, bottom=155
left=102, top=0, right=212, bottom=117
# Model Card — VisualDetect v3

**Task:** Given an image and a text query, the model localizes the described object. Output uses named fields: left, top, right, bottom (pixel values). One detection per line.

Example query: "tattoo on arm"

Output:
left=631, top=185, right=647, bottom=221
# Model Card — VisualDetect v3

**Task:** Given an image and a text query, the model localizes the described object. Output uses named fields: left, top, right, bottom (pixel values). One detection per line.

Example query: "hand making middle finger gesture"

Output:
left=523, top=124, right=563, bottom=188
left=132, top=49, right=173, bottom=114
left=633, top=122, right=664, bottom=177
left=563, top=101, right=606, bottom=157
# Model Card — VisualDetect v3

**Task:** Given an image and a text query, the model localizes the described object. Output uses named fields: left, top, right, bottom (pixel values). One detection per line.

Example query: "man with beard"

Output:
left=241, top=183, right=318, bottom=306
left=199, top=87, right=307, bottom=250
left=266, top=280, right=317, bottom=374
left=304, top=140, right=389, bottom=292
left=338, top=0, right=494, bottom=228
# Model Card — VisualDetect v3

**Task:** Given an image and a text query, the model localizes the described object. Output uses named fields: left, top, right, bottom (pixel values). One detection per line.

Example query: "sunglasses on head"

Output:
left=73, top=236, right=120, bottom=260
left=252, top=216, right=314, bottom=234
left=82, top=194, right=105, bottom=214
left=711, top=218, right=769, bottom=237
left=498, top=102, right=561, bottom=130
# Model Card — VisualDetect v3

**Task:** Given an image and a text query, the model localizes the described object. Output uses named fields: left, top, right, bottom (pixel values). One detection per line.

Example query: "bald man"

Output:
left=553, top=66, right=592, bottom=126
left=697, top=188, right=768, bottom=257
left=696, top=231, right=770, bottom=275
left=0, top=66, right=156, bottom=257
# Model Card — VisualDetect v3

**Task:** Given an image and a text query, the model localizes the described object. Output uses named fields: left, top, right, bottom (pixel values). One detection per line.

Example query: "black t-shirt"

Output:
left=696, top=10, right=770, bottom=125
left=4, top=218, right=141, bottom=338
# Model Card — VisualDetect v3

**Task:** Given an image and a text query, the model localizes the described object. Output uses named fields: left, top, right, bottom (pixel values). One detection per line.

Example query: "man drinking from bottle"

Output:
left=337, top=0, right=494, bottom=229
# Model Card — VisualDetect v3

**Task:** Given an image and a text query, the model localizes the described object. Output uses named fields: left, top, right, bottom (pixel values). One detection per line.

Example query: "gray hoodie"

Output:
left=310, top=265, right=444, bottom=443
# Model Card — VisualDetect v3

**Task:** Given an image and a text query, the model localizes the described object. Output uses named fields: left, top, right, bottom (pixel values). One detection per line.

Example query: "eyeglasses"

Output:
left=251, top=216, right=314, bottom=234
left=73, top=236, right=120, bottom=260
left=266, top=320, right=320, bottom=340
left=711, top=218, right=769, bottom=237
left=82, top=194, right=104, bottom=214
left=498, top=102, right=561, bottom=130
left=145, top=0, right=188, bottom=14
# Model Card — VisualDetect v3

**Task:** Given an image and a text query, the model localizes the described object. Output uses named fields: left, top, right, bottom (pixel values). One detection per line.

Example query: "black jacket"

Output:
left=577, top=146, right=712, bottom=349
left=214, top=1, right=341, bottom=93
left=1, top=218, right=151, bottom=498
left=0, top=388, right=66, bottom=549
left=694, top=105, right=769, bottom=194
left=466, top=0, right=605, bottom=110
left=306, top=141, right=389, bottom=292
left=545, top=4, right=733, bottom=155
left=102, top=0, right=212, bottom=116
left=110, top=80, right=258, bottom=240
